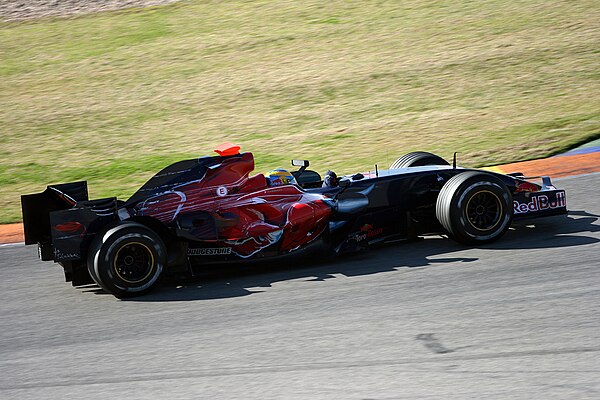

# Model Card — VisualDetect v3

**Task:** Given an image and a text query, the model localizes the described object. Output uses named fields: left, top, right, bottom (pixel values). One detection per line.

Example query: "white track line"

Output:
left=0, top=242, right=24, bottom=248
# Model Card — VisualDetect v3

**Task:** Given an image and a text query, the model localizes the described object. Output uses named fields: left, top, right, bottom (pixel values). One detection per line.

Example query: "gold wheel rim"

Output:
left=113, top=241, right=155, bottom=284
left=464, top=190, right=503, bottom=232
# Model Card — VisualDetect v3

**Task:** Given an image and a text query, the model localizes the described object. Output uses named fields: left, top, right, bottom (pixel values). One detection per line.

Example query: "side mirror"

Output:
left=291, top=159, right=309, bottom=168
left=291, top=160, right=309, bottom=180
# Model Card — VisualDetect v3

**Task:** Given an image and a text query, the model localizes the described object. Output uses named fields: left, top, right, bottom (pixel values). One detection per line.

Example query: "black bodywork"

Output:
left=309, top=167, right=566, bottom=253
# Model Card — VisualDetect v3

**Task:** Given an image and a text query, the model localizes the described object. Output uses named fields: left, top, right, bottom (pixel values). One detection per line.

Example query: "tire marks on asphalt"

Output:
left=415, top=333, right=454, bottom=354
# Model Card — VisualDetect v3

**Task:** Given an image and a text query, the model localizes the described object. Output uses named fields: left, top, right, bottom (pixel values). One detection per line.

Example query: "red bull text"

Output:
left=513, top=191, right=566, bottom=214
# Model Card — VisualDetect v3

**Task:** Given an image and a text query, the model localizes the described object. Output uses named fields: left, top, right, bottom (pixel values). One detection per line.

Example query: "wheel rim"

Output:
left=113, top=242, right=155, bottom=284
left=465, top=190, right=503, bottom=231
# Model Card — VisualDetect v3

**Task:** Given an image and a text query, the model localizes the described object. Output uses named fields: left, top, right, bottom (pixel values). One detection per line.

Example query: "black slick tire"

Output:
left=87, top=222, right=166, bottom=298
left=390, top=152, right=449, bottom=169
left=436, top=171, right=512, bottom=244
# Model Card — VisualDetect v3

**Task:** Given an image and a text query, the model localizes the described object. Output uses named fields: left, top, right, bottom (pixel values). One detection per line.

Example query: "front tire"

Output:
left=390, top=151, right=449, bottom=169
left=436, top=171, right=512, bottom=244
left=87, top=222, right=166, bottom=298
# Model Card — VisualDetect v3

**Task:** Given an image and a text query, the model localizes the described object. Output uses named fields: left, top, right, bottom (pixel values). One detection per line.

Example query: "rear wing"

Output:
left=21, top=181, right=89, bottom=246
left=21, top=181, right=120, bottom=262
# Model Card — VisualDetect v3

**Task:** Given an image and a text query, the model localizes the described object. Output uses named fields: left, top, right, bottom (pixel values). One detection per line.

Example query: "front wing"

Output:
left=512, top=189, right=567, bottom=219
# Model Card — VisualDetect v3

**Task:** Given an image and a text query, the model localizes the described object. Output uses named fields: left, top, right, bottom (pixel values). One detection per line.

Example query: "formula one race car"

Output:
left=22, top=143, right=567, bottom=298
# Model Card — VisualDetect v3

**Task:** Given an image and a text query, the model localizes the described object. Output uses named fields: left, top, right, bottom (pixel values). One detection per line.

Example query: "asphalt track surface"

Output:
left=1, top=173, right=599, bottom=399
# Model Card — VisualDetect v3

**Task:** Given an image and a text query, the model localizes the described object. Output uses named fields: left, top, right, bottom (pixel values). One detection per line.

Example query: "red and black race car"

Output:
left=22, top=143, right=567, bottom=298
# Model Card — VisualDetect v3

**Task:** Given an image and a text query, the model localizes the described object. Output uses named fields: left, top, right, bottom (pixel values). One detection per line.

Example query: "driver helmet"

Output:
left=266, top=168, right=297, bottom=186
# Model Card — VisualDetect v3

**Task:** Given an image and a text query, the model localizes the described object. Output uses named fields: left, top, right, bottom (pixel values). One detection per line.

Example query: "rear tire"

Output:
left=436, top=171, right=512, bottom=244
left=87, top=222, right=166, bottom=298
left=390, top=151, right=449, bottom=169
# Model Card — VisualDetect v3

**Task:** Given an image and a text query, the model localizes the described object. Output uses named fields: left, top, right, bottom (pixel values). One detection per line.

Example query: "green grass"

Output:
left=1, top=0, right=599, bottom=223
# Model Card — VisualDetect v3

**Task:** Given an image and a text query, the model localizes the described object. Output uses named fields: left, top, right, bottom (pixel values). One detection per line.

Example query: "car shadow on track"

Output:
left=488, top=211, right=600, bottom=250
left=123, top=210, right=599, bottom=302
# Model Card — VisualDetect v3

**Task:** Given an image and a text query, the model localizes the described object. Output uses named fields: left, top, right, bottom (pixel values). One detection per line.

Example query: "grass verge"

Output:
left=1, top=0, right=598, bottom=223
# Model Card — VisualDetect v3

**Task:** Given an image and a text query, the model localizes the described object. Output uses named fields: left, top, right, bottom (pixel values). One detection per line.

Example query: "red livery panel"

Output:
left=136, top=152, right=331, bottom=257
